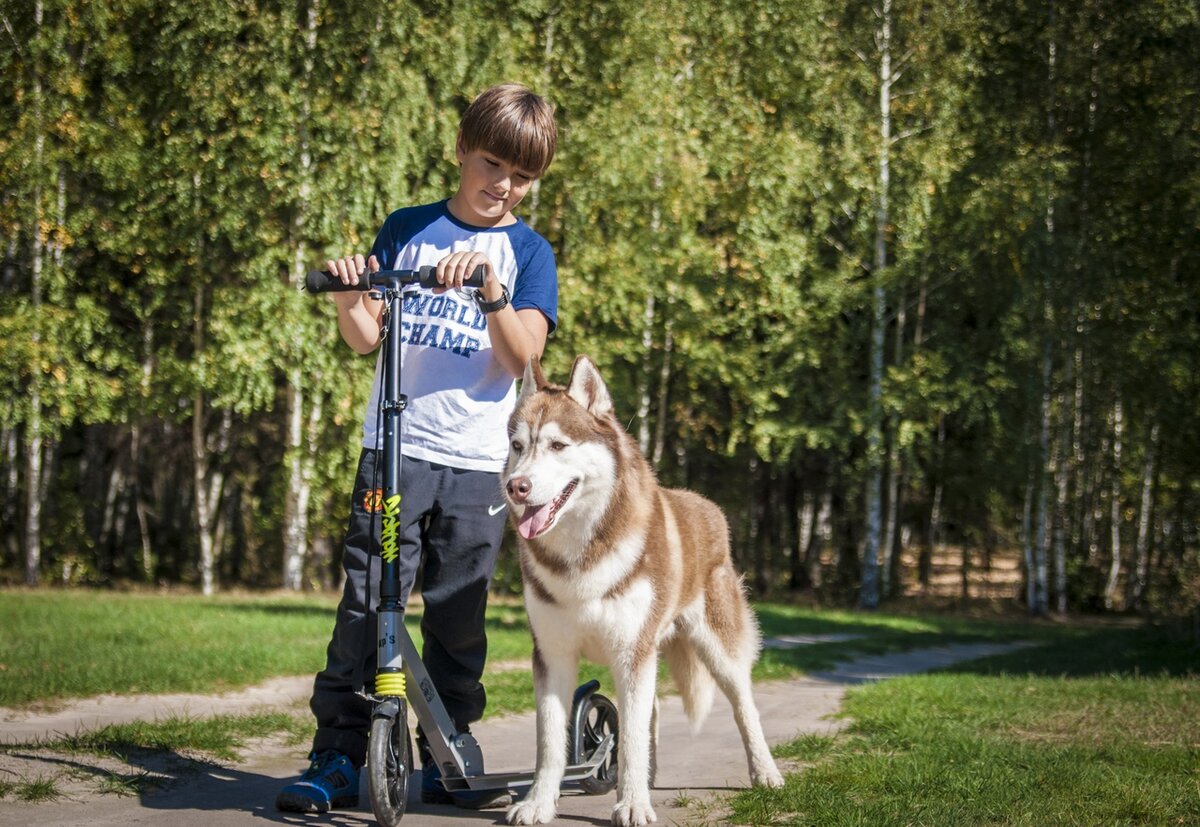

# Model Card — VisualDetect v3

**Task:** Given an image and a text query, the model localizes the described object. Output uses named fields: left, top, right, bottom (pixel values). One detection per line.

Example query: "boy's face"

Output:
left=452, top=141, right=537, bottom=227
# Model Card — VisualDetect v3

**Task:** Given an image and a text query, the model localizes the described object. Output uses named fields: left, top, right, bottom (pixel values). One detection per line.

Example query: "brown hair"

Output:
left=458, top=83, right=558, bottom=178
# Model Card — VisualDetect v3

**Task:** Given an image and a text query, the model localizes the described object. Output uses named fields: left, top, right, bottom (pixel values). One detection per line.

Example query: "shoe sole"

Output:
left=420, top=789, right=512, bottom=810
left=276, top=791, right=360, bottom=813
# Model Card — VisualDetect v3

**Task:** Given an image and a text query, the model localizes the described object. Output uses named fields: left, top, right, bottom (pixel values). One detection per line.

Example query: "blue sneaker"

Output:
left=276, top=750, right=360, bottom=813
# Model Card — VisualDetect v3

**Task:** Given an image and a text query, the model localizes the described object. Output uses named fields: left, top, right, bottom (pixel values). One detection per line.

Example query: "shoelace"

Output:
left=301, top=750, right=341, bottom=780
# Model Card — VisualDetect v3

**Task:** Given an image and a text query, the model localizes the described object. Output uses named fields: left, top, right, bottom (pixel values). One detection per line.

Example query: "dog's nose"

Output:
left=507, top=476, right=532, bottom=502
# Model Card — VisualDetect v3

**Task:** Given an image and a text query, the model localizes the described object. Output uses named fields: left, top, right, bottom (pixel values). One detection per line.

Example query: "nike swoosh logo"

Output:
left=488, top=504, right=507, bottom=516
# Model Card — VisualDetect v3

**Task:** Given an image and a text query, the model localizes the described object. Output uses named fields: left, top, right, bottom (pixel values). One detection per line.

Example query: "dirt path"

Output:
left=0, top=642, right=1025, bottom=826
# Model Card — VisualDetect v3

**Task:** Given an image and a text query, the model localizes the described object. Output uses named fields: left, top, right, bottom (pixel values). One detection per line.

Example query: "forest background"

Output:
left=1, top=0, right=1197, bottom=622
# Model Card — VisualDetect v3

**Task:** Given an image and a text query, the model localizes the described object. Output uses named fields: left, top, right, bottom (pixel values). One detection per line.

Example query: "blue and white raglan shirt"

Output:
left=361, top=200, right=558, bottom=473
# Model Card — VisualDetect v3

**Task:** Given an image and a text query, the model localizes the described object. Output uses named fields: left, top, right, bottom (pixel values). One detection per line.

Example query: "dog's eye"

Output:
left=510, top=440, right=524, bottom=454
left=549, top=441, right=568, bottom=452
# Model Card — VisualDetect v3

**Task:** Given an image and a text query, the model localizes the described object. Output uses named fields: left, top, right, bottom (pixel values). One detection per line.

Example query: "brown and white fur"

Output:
left=503, top=356, right=783, bottom=827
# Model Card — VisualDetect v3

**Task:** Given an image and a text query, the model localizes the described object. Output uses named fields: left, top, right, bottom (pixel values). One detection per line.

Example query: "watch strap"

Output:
left=474, top=284, right=510, bottom=314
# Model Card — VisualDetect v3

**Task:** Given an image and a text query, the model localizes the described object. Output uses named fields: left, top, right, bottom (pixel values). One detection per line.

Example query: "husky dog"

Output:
left=503, top=356, right=784, bottom=827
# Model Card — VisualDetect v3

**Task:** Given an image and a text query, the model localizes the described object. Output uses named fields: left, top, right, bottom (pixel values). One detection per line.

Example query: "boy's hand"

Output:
left=436, top=251, right=500, bottom=300
left=326, top=254, right=380, bottom=308
left=325, top=253, right=379, bottom=288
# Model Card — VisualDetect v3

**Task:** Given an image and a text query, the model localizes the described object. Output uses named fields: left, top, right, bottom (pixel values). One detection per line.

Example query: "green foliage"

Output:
left=0, top=0, right=1196, bottom=612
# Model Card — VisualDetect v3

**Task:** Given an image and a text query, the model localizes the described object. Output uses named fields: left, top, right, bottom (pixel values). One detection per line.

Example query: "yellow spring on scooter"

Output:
left=375, top=671, right=406, bottom=697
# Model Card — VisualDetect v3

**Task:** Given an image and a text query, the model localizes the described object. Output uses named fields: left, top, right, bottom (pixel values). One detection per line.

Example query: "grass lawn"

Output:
left=728, top=624, right=1200, bottom=826
left=0, top=588, right=538, bottom=708
left=2, top=588, right=1196, bottom=824
left=750, top=602, right=1038, bottom=681
left=0, top=588, right=1031, bottom=712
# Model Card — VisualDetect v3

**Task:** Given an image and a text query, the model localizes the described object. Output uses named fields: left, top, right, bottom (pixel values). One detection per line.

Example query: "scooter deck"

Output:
left=377, top=614, right=615, bottom=794
left=437, top=734, right=615, bottom=792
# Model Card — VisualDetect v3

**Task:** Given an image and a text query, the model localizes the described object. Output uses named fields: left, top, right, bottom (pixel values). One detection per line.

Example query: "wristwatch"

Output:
left=473, top=284, right=510, bottom=314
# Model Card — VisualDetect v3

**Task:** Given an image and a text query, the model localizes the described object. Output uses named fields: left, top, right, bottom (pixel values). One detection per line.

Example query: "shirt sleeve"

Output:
left=510, top=234, right=559, bottom=334
left=369, top=210, right=406, bottom=270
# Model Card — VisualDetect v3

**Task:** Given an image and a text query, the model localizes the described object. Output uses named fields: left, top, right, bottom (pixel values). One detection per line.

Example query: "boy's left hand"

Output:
left=435, top=251, right=501, bottom=300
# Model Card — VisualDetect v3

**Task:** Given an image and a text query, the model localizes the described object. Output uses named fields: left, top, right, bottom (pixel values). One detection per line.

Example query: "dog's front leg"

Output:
left=611, top=654, right=658, bottom=827
left=506, top=647, right=577, bottom=825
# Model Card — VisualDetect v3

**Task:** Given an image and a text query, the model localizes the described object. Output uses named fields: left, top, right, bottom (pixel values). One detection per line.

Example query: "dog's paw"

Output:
left=753, top=764, right=786, bottom=788
left=612, top=799, right=657, bottom=826
left=507, top=798, right=557, bottom=825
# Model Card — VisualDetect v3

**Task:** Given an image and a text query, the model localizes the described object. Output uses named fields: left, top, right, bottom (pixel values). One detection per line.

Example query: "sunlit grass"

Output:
left=728, top=625, right=1200, bottom=826
left=0, top=776, right=62, bottom=803
left=0, top=589, right=540, bottom=707
left=6, top=589, right=1194, bottom=824
left=0, top=589, right=341, bottom=706
left=47, top=710, right=313, bottom=763
left=750, top=601, right=1040, bottom=681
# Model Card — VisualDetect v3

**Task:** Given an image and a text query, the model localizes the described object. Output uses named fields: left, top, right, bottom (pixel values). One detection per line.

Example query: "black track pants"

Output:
left=308, top=448, right=508, bottom=766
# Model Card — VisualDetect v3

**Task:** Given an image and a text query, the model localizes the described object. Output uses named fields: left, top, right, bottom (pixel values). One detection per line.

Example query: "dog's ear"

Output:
left=566, top=355, right=614, bottom=418
left=517, top=355, right=550, bottom=404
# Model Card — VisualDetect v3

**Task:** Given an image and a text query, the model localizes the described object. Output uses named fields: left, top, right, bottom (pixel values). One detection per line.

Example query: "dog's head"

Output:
left=503, top=355, right=618, bottom=542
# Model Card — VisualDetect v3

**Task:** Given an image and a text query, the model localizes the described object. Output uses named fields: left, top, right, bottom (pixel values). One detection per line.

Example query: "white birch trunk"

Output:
left=193, top=432, right=216, bottom=595
left=881, top=289, right=905, bottom=597
left=192, top=282, right=216, bottom=595
left=1075, top=37, right=1099, bottom=563
left=744, top=457, right=760, bottom=573
left=3, top=429, right=17, bottom=554
left=190, top=276, right=230, bottom=597
left=1072, top=334, right=1085, bottom=555
left=651, top=311, right=673, bottom=470
left=1053, top=387, right=1069, bottom=614
left=131, top=423, right=154, bottom=579
left=1130, top=421, right=1159, bottom=607
left=1022, top=476, right=1035, bottom=610
left=636, top=291, right=656, bottom=456
left=1104, top=399, right=1123, bottom=609
left=133, top=323, right=155, bottom=579
left=636, top=171, right=663, bottom=457
left=1032, top=338, right=1052, bottom=615
left=925, top=415, right=945, bottom=591
left=100, top=460, right=124, bottom=554
left=860, top=0, right=892, bottom=609
left=797, top=488, right=815, bottom=584
left=1033, top=0, right=1058, bottom=617
left=811, top=486, right=833, bottom=589
left=23, top=0, right=46, bottom=586
left=282, top=375, right=309, bottom=590
left=281, top=0, right=320, bottom=590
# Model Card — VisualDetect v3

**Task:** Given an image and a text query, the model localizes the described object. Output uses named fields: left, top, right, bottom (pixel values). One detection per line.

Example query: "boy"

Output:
left=276, top=83, right=558, bottom=814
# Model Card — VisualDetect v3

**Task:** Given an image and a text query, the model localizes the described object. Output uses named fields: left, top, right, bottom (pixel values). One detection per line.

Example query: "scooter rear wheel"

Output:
left=368, top=702, right=412, bottom=826
left=569, top=690, right=619, bottom=795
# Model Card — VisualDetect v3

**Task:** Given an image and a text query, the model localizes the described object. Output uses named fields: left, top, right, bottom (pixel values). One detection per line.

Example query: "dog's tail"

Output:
left=663, top=638, right=715, bottom=734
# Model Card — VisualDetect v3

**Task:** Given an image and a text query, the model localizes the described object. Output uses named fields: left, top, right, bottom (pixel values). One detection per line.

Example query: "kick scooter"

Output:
left=307, top=266, right=618, bottom=826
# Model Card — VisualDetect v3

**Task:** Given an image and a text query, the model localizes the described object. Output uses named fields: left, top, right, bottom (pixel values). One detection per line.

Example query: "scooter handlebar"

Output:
left=305, top=265, right=486, bottom=293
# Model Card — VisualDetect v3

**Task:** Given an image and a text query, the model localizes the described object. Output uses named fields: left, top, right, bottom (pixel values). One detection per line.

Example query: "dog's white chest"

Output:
left=527, top=578, right=654, bottom=663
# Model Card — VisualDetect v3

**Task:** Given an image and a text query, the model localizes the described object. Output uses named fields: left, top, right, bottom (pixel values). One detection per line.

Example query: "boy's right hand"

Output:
left=325, top=253, right=379, bottom=289
left=326, top=254, right=385, bottom=350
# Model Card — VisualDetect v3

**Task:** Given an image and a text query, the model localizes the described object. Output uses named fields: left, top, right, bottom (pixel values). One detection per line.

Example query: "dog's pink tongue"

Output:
left=517, top=503, right=552, bottom=540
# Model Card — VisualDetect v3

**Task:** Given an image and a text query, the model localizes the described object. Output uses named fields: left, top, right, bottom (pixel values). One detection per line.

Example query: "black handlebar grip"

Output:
left=465, top=263, right=488, bottom=288
left=305, top=270, right=367, bottom=293
left=416, top=264, right=487, bottom=289
left=305, top=264, right=487, bottom=293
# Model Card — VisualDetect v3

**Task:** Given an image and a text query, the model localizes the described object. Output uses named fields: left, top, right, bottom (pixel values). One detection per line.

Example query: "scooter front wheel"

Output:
left=368, top=702, right=412, bottom=826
